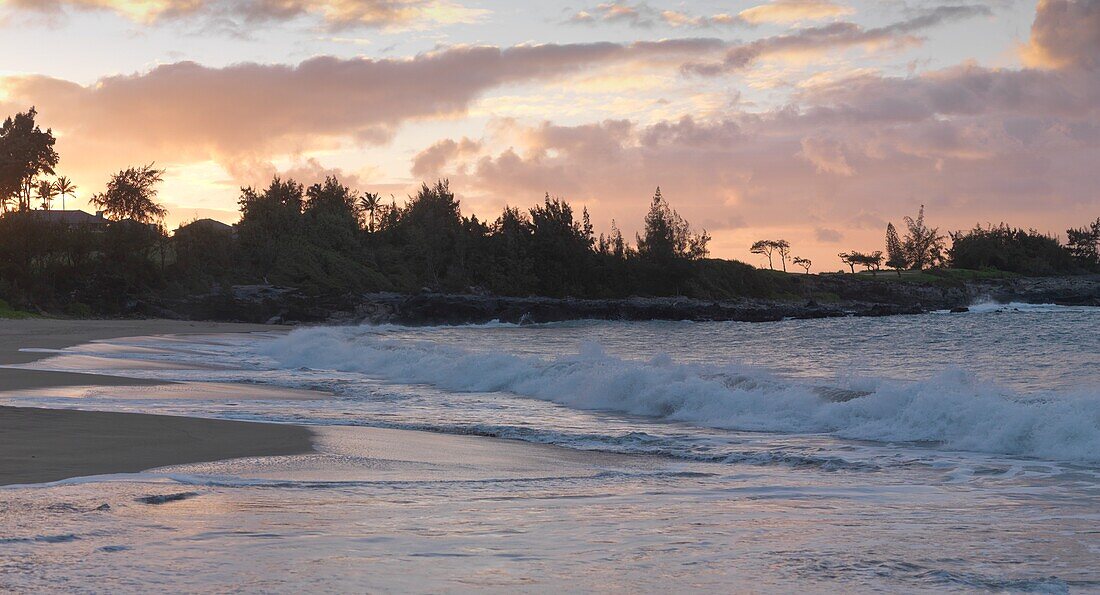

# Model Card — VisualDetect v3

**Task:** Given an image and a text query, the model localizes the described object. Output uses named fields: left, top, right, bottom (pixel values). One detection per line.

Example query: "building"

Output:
left=173, top=218, right=235, bottom=237
left=28, top=209, right=109, bottom=228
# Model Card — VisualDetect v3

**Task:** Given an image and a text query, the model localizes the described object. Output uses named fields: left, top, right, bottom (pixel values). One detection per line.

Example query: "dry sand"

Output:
left=0, top=318, right=312, bottom=485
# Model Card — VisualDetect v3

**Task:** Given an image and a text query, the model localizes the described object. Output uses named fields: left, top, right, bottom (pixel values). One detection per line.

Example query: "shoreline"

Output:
left=0, top=319, right=315, bottom=486
left=0, top=319, right=636, bottom=487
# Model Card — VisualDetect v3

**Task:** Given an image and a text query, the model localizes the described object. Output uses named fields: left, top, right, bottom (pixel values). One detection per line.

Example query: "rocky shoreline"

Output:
left=151, top=274, right=1100, bottom=325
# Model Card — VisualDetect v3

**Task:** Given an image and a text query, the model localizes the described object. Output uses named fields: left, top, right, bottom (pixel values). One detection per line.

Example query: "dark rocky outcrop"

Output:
left=966, top=275, right=1100, bottom=307
left=146, top=274, right=1100, bottom=325
left=344, top=293, right=937, bottom=326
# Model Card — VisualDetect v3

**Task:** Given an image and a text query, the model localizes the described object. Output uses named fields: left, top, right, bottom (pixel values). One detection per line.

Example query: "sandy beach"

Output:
left=0, top=318, right=628, bottom=487
left=0, top=319, right=314, bottom=485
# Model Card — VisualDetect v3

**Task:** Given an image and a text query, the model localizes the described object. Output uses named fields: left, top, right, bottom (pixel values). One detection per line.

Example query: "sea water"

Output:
left=1, top=304, right=1098, bottom=592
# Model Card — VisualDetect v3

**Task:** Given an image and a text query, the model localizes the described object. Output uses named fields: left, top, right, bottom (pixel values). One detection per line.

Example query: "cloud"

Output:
left=799, top=136, right=854, bottom=175
left=0, top=38, right=725, bottom=172
left=738, top=0, right=854, bottom=25
left=411, top=137, right=483, bottom=177
left=414, top=1, right=1100, bottom=266
left=225, top=157, right=371, bottom=191
left=659, top=9, right=741, bottom=28
left=1021, top=0, right=1100, bottom=71
left=0, top=0, right=490, bottom=31
left=568, top=2, right=651, bottom=26
left=569, top=2, right=744, bottom=29
left=684, top=5, right=992, bottom=75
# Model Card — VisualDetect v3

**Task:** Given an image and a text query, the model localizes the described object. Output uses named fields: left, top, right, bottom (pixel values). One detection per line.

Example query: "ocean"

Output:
left=2, top=303, right=1098, bottom=592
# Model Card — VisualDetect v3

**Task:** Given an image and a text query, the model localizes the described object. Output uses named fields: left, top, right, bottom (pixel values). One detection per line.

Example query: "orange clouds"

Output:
left=738, top=0, right=853, bottom=25
left=1, top=0, right=488, bottom=30
left=0, top=38, right=725, bottom=172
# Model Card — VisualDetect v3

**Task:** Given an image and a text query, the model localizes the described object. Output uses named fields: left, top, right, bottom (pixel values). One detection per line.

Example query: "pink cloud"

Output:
left=684, top=5, right=992, bottom=74
left=2, top=0, right=490, bottom=31
left=0, top=38, right=725, bottom=173
left=411, top=1, right=1100, bottom=267
left=1021, top=0, right=1100, bottom=71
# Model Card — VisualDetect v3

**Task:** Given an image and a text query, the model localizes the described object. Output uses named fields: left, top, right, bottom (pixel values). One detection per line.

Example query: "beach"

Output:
left=0, top=320, right=313, bottom=485
left=0, top=318, right=631, bottom=487
left=1, top=314, right=1098, bottom=591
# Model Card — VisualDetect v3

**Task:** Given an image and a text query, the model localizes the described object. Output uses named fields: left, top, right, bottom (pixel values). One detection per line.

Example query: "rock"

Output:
left=149, top=274, right=1099, bottom=326
left=950, top=306, right=969, bottom=313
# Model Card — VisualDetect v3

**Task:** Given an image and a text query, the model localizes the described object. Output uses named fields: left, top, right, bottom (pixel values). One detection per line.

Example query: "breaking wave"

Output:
left=264, top=326, right=1100, bottom=464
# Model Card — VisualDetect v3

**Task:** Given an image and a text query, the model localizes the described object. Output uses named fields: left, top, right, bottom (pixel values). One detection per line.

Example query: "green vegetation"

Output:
left=949, top=224, right=1073, bottom=275
left=822, top=206, right=1097, bottom=280
left=849, top=268, right=1018, bottom=285
left=0, top=298, right=36, bottom=319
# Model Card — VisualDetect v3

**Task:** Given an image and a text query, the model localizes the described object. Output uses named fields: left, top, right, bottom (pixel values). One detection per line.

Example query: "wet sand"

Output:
left=0, top=318, right=286, bottom=389
left=0, top=319, right=312, bottom=485
left=0, top=406, right=313, bottom=486
left=0, top=319, right=624, bottom=487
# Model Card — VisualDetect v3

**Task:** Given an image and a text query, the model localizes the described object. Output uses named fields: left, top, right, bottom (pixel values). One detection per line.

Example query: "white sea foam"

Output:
left=963, top=301, right=1084, bottom=314
left=265, top=325, right=1100, bottom=464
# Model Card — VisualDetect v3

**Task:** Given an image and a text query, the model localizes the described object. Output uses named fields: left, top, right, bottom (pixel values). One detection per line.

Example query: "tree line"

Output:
left=5, top=108, right=779, bottom=314
left=752, top=204, right=1100, bottom=277
left=1, top=106, right=1098, bottom=316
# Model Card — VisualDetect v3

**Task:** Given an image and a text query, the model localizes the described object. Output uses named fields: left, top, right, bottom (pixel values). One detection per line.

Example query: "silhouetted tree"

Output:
left=751, top=240, right=776, bottom=270
left=609, top=219, right=628, bottom=259
left=304, top=176, right=360, bottom=253
left=950, top=223, right=1073, bottom=275
left=1066, top=218, right=1100, bottom=269
left=89, top=164, right=167, bottom=223
left=793, top=256, right=812, bottom=274
left=637, top=187, right=709, bottom=263
left=885, top=223, right=907, bottom=276
left=236, top=177, right=304, bottom=278
left=774, top=239, right=791, bottom=272
left=858, top=251, right=884, bottom=276
left=0, top=108, right=59, bottom=211
left=36, top=179, right=57, bottom=210
left=898, top=205, right=946, bottom=270
left=53, top=176, right=76, bottom=211
left=399, top=180, right=465, bottom=288
left=490, top=205, right=536, bottom=294
left=838, top=252, right=857, bottom=274
left=529, top=193, right=592, bottom=296
left=359, top=191, right=382, bottom=233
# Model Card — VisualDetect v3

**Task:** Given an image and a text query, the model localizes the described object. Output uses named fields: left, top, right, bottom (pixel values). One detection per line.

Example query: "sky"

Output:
left=0, top=0, right=1097, bottom=270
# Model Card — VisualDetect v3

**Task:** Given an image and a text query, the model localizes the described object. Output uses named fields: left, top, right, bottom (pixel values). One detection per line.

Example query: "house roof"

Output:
left=29, top=210, right=107, bottom=226
left=175, top=218, right=234, bottom=234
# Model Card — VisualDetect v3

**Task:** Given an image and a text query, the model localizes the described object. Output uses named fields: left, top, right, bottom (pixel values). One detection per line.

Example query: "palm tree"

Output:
left=53, top=176, right=76, bottom=211
left=36, top=179, right=58, bottom=210
left=358, top=191, right=381, bottom=233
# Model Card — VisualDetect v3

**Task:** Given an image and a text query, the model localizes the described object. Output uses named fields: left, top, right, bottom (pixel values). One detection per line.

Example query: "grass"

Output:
left=0, top=298, right=37, bottom=319
left=830, top=268, right=1020, bottom=284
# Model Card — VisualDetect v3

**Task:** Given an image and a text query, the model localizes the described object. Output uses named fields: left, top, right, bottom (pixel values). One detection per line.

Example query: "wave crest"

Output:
left=265, top=326, right=1100, bottom=463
